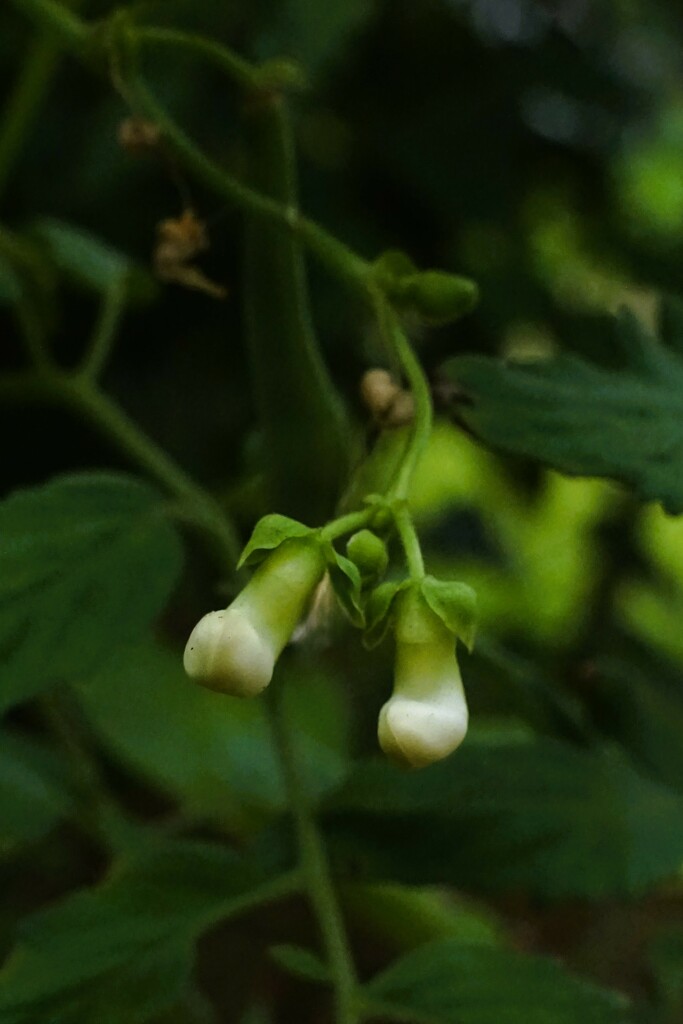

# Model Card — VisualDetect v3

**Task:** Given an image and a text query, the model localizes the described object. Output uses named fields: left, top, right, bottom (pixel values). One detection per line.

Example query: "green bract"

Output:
left=237, top=513, right=314, bottom=569
left=420, top=577, right=477, bottom=652
left=326, top=547, right=365, bottom=627
left=363, top=576, right=477, bottom=652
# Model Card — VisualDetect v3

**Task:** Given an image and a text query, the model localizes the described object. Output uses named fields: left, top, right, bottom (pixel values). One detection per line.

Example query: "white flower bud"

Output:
left=378, top=594, right=469, bottom=768
left=183, top=607, right=275, bottom=697
left=184, top=538, right=325, bottom=697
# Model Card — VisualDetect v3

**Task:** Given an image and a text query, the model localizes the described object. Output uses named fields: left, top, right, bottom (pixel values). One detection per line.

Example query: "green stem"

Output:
left=137, top=26, right=259, bottom=91
left=0, top=0, right=87, bottom=199
left=8, top=0, right=87, bottom=51
left=1, top=369, right=241, bottom=576
left=393, top=501, right=424, bottom=580
left=0, top=37, right=59, bottom=200
left=128, top=73, right=369, bottom=294
left=320, top=508, right=373, bottom=543
left=60, top=373, right=241, bottom=575
left=374, top=295, right=433, bottom=502
left=79, top=274, right=127, bottom=381
left=10, top=0, right=372, bottom=295
left=243, top=91, right=350, bottom=521
left=268, top=684, right=359, bottom=1024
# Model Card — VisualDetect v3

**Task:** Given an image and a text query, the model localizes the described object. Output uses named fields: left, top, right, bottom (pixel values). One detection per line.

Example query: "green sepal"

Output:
left=420, top=576, right=477, bottom=651
left=237, top=514, right=314, bottom=569
left=393, top=270, right=479, bottom=325
left=326, top=546, right=365, bottom=627
left=393, top=584, right=448, bottom=645
left=363, top=580, right=409, bottom=649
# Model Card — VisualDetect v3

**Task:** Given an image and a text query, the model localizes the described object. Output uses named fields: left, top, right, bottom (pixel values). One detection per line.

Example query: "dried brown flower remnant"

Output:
left=117, top=116, right=161, bottom=156
left=383, top=388, right=415, bottom=427
left=360, top=368, right=415, bottom=427
left=153, top=209, right=227, bottom=299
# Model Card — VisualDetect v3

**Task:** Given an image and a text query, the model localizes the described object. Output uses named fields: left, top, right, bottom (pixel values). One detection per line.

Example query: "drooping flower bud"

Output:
left=184, top=538, right=325, bottom=697
left=378, top=589, right=468, bottom=768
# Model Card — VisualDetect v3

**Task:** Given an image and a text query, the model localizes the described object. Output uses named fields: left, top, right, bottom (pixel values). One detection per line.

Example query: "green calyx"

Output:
left=363, top=575, right=477, bottom=651
left=237, top=513, right=315, bottom=569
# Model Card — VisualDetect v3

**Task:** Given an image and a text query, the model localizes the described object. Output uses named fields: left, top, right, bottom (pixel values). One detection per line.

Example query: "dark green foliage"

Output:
left=0, top=473, right=183, bottom=710
left=0, top=841, right=294, bottom=1023
left=0, top=730, right=75, bottom=856
left=447, top=310, right=683, bottom=512
left=362, top=941, right=629, bottom=1024
left=326, top=737, right=683, bottom=898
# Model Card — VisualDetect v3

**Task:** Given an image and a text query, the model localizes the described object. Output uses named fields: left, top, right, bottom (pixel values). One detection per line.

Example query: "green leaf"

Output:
left=326, top=548, right=365, bottom=626
left=647, top=925, right=683, bottom=1019
left=341, top=883, right=505, bottom=953
left=420, top=576, right=477, bottom=651
left=0, top=730, right=75, bottom=858
left=363, top=580, right=407, bottom=649
left=75, top=641, right=349, bottom=831
left=446, top=308, right=683, bottom=513
left=362, top=940, right=628, bottom=1024
left=30, top=217, right=156, bottom=303
left=0, top=473, right=183, bottom=711
left=0, top=253, right=22, bottom=305
left=591, top=646, right=683, bottom=794
left=237, top=514, right=314, bottom=569
left=325, top=736, right=683, bottom=899
left=269, top=945, right=330, bottom=984
left=0, top=840, right=297, bottom=1024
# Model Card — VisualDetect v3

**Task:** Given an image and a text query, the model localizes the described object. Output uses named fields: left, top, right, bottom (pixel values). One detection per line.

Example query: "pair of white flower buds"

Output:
left=184, top=537, right=468, bottom=769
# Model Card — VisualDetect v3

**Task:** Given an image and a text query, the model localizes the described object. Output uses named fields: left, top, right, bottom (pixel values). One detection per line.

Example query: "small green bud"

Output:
left=372, top=249, right=418, bottom=289
left=256, top=57, right=308, bottom=94
left=184, top=538, right=325, bottom=697
left=394, top=270, right=479, bottom=325
left=346, top=530, right=389, bottom=582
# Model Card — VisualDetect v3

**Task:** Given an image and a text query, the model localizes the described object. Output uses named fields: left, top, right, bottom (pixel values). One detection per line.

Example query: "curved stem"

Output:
left=127, top=72, right=369, bottom=295
left=374, top=295, right=433, bottom=502
left=1, top=368, right=241, bottom=577
left=59, top=373, right=241, bottom=575
left=10, top=0, right=371, bottom=296
left=320, top=508, right=374, bottom=543
left=8, top=0, right=87, bottom=50
left=79, top=274, right=127, bottom=381
left=0, top=37, right=59, bottom=201
left=393, top=502, right=424, bottom=581
left=268, top=683, right=359, bottom=1024
left=137, top=26, right=259, bottom=91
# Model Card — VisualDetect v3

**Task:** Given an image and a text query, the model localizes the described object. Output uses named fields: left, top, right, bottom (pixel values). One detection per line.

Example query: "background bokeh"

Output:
left=2, top=2, right=683, bottom=1022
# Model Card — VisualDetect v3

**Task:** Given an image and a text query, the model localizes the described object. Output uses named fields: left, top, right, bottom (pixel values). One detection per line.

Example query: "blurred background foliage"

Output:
left=2, top=0, right=683, bottom=1022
